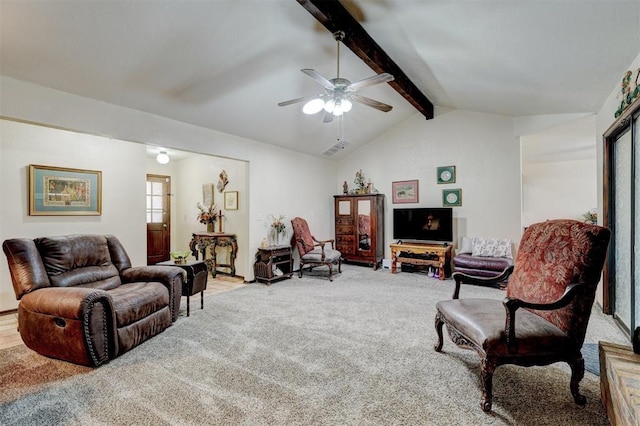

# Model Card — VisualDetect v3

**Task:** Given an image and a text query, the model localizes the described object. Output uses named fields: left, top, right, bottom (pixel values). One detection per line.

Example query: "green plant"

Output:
left=582, top=209, right=598, bottom=225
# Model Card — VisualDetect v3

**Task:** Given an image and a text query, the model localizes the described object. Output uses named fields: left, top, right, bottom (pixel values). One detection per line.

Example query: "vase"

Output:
left=207, top=222, right=214, bottom=233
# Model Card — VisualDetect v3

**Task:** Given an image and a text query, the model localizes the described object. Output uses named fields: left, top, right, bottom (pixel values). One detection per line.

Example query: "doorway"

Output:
left=146, top=174, right=171, bottom=265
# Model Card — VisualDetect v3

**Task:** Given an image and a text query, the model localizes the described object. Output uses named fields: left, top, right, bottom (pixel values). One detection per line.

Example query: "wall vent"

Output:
left=322, top=140, right=350, bottom=156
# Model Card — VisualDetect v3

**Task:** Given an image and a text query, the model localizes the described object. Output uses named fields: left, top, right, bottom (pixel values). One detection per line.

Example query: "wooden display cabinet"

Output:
left=334, top=194, right=385, bottom=269
left=253, top=245, right=293, bottom=285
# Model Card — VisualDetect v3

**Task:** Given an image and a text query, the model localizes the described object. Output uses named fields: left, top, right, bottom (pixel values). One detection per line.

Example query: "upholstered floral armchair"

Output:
left=291, top=217, right=342, bottom=281
left=434, top=219, right=611, bottom=412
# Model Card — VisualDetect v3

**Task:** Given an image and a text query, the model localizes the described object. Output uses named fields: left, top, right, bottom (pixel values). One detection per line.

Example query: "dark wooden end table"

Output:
left=157, top=260, right=208, bottom=316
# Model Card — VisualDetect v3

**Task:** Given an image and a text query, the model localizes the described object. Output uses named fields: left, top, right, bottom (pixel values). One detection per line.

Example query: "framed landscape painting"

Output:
left=29, top=164, right=102, bottom=216
left=392, top=180, right=419, bottom=204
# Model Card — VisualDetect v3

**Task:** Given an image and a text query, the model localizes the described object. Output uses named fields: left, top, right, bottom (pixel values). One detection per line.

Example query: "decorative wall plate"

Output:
left=442, top=188, right=462, bottom=207
left=437, top=166, right=456, bottom=184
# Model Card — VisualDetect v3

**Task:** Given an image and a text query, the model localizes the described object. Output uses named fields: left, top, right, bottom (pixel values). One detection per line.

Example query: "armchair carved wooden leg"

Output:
left=434, top=311, right=445, bottom=352
left=569, top=355, right=587, bottom=405
left=480, top=357, right=497, bottom=412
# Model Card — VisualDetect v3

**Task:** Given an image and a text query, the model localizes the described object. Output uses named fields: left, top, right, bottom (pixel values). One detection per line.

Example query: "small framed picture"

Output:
left=202, top=183, right=214, bottom=207
left=437, top=166, right=456, bottom=184
left=29, top=164, right=102, bottom=216
left=224, top=191, right=238, bottom=210
left=392, top=180, right=419, bottom=204
left=442, top=188, right=462, bottom=207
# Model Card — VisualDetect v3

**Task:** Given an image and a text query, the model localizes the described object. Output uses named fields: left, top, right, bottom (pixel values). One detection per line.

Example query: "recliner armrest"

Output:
left=19, top=287, right=116, bottom=366
left=121, top=266, right=185, bottom=322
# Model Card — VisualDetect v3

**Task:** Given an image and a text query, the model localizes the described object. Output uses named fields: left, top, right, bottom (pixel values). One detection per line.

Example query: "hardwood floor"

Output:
left=0, top=275, right=247, bottom=351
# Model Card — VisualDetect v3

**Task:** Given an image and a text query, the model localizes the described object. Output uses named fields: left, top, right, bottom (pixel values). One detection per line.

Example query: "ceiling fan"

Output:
left=278, top=31, right=394, bottom=123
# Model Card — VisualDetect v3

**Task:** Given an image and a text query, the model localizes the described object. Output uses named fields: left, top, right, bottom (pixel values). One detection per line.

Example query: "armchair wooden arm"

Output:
left=502, top=283, right=584, bottom=349
left=451, top=266, right=514, bottom=299
left=312, top=237, right=335, bottom=260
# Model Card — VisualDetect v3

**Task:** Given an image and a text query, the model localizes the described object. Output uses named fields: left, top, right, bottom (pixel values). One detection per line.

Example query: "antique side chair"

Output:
left=290, top=217, right=342, bottom=281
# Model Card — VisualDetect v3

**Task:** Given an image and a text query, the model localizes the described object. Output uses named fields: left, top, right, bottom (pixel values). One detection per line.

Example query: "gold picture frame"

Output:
left=29, top=164, right=102, bottom=216
left=224, top=191, right=238, bottom=210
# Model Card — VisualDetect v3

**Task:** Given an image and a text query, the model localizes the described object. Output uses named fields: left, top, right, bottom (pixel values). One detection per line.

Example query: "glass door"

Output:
left=357, top=198, right=372, bottom=254
left=605, top=100, right=639, bottom=338
left=613, top=129, right=633, bottom=333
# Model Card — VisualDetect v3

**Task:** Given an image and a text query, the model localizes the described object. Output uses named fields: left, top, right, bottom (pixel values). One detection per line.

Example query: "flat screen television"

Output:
left=393, top=207, right=453, bottom=243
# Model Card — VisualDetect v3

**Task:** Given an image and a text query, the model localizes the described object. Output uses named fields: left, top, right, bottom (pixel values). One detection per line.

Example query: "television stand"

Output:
left=390, top=242, right=452, bottom=280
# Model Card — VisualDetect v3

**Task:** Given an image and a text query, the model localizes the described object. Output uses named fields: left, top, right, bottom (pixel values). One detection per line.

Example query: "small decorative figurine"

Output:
left=343, top=181, right=348, bottom=194
left=217, top=170, right=229, bottom=192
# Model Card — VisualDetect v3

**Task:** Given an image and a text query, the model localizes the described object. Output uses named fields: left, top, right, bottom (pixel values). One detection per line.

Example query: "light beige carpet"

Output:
left=0, top=265, right=629, bottom=425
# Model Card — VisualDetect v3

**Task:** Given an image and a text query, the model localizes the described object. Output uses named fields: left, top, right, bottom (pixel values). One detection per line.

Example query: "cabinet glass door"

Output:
left=357, top=199, right=372, bottom=252
left=338, top=200, right=351, bottom=216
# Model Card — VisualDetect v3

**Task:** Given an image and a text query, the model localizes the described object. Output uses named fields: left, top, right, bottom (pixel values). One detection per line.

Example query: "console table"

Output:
left=390, top=242, right=452, bottom=280
left=189, top=232, right=238, bottom=278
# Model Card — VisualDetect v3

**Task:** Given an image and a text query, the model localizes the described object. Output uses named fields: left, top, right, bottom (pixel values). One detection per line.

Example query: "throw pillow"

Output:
left=458, top=236, right=473, bottom=254
left=472, top=237, right=513, bottom=258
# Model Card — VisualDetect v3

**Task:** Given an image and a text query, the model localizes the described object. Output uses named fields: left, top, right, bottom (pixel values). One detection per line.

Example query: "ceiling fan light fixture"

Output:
left=341, top=99, right=352, bottom=113
left=303, top=98, right=325, bottom=114
left=324, top=99, right=336, bottom=113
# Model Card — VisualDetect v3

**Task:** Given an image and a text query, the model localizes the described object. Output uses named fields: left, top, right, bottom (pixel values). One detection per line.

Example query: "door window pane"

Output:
left=146, top=180, right=165, bottom=224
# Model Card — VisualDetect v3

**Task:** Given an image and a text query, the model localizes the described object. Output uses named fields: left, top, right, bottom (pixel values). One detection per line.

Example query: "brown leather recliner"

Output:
left=3, top=234, right=185, bottom=367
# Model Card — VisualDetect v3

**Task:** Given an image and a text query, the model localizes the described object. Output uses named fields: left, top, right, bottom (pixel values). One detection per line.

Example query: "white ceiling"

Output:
left=1, top=1, right=639, bottom=160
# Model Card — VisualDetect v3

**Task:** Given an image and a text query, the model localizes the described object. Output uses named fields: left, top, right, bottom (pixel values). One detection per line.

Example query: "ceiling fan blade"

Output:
left=301, top=69, right=336, bottom=90
left=277, top=94, right=321, bottom=107
left=348, top=73, right=394, bottom=91
left=322, top=111, right=334, bottom=123
left=351, top=94, right=393, bottom=112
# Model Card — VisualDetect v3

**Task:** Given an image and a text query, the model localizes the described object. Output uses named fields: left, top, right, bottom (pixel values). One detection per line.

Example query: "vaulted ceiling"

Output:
left=1, top=1, right=639, bottom=159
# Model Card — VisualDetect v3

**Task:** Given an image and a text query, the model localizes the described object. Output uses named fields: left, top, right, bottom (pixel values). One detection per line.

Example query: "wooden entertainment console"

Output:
left=390, top=242, right=452, bottom=280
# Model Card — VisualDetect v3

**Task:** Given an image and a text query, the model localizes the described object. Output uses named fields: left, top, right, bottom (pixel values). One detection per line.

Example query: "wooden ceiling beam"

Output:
left=297, top=0, right=434, bottom=120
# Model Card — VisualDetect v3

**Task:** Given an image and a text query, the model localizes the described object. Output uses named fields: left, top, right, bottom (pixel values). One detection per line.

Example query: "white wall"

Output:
left=337, top=108, right=522, bottom=255
left=0, top=77, right=338, bottom=311
left=0, top=120, right=147, bottom=310
left=522, top=159, right=596, bottom=226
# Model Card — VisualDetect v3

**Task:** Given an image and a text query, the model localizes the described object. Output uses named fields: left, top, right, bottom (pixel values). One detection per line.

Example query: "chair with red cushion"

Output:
left=291, top=217, right=342, bottom=281
left=434, top=219, right=611, bottom=412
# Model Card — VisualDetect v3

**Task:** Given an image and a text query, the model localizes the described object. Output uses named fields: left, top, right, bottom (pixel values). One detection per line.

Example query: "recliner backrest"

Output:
left=506, top=219, right=610, bottom=344
left=35, top=235, right=121, bottom=290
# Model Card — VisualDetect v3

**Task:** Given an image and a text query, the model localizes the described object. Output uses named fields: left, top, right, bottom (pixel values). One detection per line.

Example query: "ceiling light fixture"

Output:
left=156, top=151, right=170, bottom=164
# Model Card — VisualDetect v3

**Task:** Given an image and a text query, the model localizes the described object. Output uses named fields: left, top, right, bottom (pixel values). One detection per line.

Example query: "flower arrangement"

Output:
left=197, top=202, right=218, bottom=225
left=269, top=214, right=286, bottom=236
left=268, top=213, right=286, bottom=245
left=582, top=208, right=598, bottom=225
